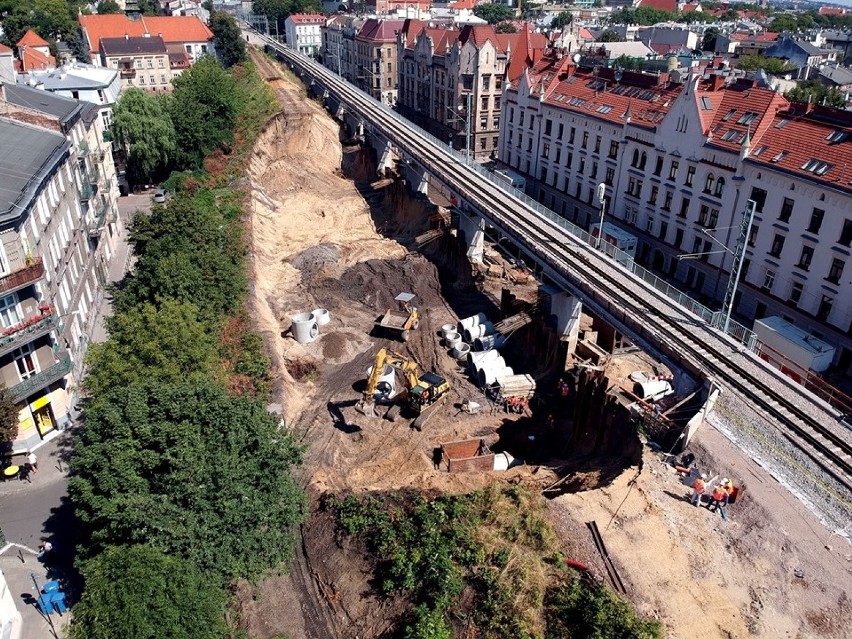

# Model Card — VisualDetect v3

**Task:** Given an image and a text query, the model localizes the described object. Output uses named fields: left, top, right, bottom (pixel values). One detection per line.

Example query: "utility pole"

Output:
left=595, top=182, right=607, bottom=250
left=721, top=199, right=756, bottom=333
left=446, top=93, right=471, bottom=160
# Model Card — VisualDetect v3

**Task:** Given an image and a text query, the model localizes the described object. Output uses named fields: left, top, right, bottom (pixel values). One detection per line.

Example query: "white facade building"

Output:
left=285, top=14, right=325, bottom=56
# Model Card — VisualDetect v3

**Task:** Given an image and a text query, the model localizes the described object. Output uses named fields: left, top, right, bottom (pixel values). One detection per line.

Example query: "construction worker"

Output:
left=722, top=478, right=734, bottom=505
left=709, top=484, right=727, bottom=512
left=691, top=473, right=707, bottom=507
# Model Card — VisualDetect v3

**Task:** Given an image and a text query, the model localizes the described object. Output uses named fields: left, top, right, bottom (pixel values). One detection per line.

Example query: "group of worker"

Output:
left=690, top=473, right=735, bottom=513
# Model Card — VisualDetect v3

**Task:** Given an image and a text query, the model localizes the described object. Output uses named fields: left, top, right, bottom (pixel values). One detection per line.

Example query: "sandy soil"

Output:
left=239, top=51, right=852, bottom=639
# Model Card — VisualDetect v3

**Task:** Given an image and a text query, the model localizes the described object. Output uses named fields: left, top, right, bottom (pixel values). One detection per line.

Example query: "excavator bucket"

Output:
left=355, top=398, right=378, bottom=418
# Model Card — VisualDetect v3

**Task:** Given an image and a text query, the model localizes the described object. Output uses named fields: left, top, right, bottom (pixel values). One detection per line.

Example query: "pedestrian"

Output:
left=26, top=449, right=37, bottom=473
left=722, top=477, right=734, bottom=503
left=18, top=463, right=31, bottom=483
left=709, top=484, right=727, bottom=512
left=38, top=540, right=53, bottom=561
left=690, top=473, right=707, bottom=507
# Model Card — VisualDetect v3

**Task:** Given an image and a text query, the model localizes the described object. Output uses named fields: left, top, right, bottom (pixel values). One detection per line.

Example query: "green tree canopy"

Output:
left=495, top=21, right=517, bottom=33
left=550, top=11, right=573, bottom=30
left=115, top=189, right=246, bottom=318
left=252, top=0, right=322, bottom=31
left=112, top=88, right=176, bottom=183
left=473, top=3, right=515, bottom=24
left=69, top=545, right=228, bottom=639
left=701, top=26, right=720, bottom=51
left=97, top=0, right=122, bottom=14
left=84, top=299, right=220, bottom=396
left=210, top=10, right=246, bottom=67
left=735, top=54, right=795, bottom=74
left=611, top=6, right=676, bottom=25
left=69, top=381, right=307, bottom=582
left=0, top=0, right=77, bottom=47
left=0, top=387, right=19, bottom=443
left=598, top=30, right=625, bottom=43
left=785, top=80, right=847, bottom=108
left=770, top=14, right=800, bottom=32
left=168, top=56, right=239, bottom=168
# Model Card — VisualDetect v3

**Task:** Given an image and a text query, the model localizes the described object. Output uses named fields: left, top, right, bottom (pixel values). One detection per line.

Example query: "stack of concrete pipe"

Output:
left=441, top=325, right=470, bottom=361
left=468, top=350, right=513, bottom=387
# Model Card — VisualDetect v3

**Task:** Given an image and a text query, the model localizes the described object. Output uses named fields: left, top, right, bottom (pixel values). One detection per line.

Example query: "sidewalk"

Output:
left=0, top=433, right=75, bottom=639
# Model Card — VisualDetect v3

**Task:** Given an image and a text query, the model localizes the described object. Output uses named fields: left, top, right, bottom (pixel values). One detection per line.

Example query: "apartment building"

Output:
left=355, top=18, right=405, bottom=105
left=500, top=55, right=852, bottom=371
left=80, top=14, right=215, bottom=66
left=99, top=36, right=173, bottom=92
left=285, top=14, right=325, bottom=56
left=0, top=85, right=120, bottom=447
left=398, top=21, right=548, bottom=159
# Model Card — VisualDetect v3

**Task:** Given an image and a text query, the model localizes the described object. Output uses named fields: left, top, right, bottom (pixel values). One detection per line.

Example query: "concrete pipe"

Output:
left=444, top=332, right=462, bottom=349
left=440, top=323, right=457, bottom=338
left=477, top=356, right=507, bottom=386
left=468, top=349, right=501, bottom=374
left=451, top=343, right=471, bottom=360
left=367, top=364, right=397, bottom=400
left=291, top=312, right=319, bottom=344
left=633, top=380, right=673, bottom=401
left=463, top=321, right=494, bottom=343
left=474, top=334, right=506, bottom=352
left=312, top=308, right=331, bottom=326
left=457, top=312, right=488, bottom=333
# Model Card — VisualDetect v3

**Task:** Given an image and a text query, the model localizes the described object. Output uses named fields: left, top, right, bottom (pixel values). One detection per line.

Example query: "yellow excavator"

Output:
left=356, top=347, right=450, bottom=430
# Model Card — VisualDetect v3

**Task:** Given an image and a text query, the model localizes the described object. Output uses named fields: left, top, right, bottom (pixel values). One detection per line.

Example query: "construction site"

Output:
left=236, top=51, right=852, bottom=639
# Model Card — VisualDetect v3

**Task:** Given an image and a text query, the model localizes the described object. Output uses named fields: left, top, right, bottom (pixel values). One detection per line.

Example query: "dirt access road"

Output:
left=238, top=51, right=852, bottom=639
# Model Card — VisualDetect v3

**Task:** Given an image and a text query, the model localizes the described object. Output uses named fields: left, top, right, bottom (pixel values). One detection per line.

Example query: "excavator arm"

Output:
left=356, top=348, right=422, bottom=418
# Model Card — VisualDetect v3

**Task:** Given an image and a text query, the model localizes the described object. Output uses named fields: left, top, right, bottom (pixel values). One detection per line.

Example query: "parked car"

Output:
left=153, top=189, right=168, bottom=203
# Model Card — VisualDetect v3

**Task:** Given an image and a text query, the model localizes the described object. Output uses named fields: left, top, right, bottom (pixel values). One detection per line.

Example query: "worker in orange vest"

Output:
left=709, top=485, right=727, bottom=512
left=722, top=478, right=734, bottom=504
left=691, top=473, right=707, bottom=507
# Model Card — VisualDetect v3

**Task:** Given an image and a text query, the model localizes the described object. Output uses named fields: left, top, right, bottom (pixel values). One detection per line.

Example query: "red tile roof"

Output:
left=637, top=0, right=677, bottom=13
left=288, top=13, right=325, bottom=24
left=357, top=18, right=405, bottom=42
left=79, top=14, right=212, bottom=54
left=17, top=30, right=49, bottom=48
left=682, top=3, right=701, bottom=12
left=17, top=46, right=56, bottom=73
left=701, top=79, right=788, bottom=152
left=730, top=31, right=779, bottom=43
left=0, top=43, right=12, bottom=54
left=748, top=105, right=852, bottom=191
left=819, top=6, right=849, bottom=15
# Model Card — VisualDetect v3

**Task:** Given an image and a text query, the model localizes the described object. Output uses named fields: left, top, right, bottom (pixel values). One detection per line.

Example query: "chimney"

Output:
left=711, top=73, right=725, bottom=91
left=124, top=33, right=129, bottom=40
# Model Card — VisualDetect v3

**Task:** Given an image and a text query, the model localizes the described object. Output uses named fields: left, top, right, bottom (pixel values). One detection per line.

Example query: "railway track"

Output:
left=258, top=36, right=852, bottom=497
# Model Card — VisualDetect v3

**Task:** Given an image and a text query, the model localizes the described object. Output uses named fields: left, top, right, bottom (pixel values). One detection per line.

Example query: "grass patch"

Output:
left=330, top=485, right=662, bottom=639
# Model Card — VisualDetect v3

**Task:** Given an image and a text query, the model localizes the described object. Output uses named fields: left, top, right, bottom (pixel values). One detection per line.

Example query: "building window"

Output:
left=653, top=156, right=663, bottom=176
left=605, top=167, right=615, bottom=185
left=715, top=177, right=725, bottom=197
left=12, top=344, right=37, bottom=380
left=582, top=131, right=589, bottom=148
left=147, top=59, right=153, bottom=68
left=608, top=141, right=618, bottom=159
left=646, top=216, right=654, bottom=233
left=797, top=245, right=813, bottom=270
left=685, top=165, right=695, bottom=186
left=769, top=234, right=785, bottom=257
left=669, top=160, right=679, bottom=181
left=674, top=228, right=683, bottom=248
left=817, top=295, right=834, bottom=320
left=841, top=219, right=852, bottom=247
left=542, top=142, right=550, bottom=158
left=789, top=282, right=803, bottom=304
left=779, top=197, right=794, bottom=223
left=659, top=221, right=668, bottom=241
left=0, top=293, right=19, bottom=328
left=808, top=208, right=824, bottom=234
left=158, top=58, right=164, bottom=68
left=827, top=258, right=844, bottom=284
left=649, top=185, right=658, bottom=204
left=544, top=119, right=552, bottom=135
left=579, top=158, right=586, bottom=174
left=704, top=173, right=715, bottom=193
left=569, top=127, right=575, bottom=144
left=762, top=269, right=775, bottom=291
left=663, top=190, right=673, bottom=211
left=748, top=224, right=758, bottom=247
left=750, top=187, right=767, bottom=212
left=594, top=136, right=601, bottom=154
left=678, top=197, right=690, bottom=218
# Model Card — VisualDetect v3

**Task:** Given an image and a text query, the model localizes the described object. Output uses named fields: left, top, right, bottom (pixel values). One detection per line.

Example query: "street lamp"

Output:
left=675, top=199, right=756, bottom=335
left=446, top=93, right=472, bottom=161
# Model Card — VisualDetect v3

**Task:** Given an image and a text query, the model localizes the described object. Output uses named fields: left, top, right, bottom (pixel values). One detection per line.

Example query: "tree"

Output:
left=0, top=387, right=19, bottom=443
left=97, top=0, right=122, bottom=13
left=69, top=545, right=228, bottom=639
left=735, top=54, right=794, bottom=74
left=69, top=381, right=307, bottom=582
left=84, top=299, right=220, bottom=396
left=771, top=14, right=800, bottom=32
left=495, top=21, right=517, bottom=33
left=701, top=26, right=720, bottom=51
left=473, top=3, right=515, bottom=24
left=611, top=6, right=676, bottom=25
left=115, top=190, right=246, bottom=318
left=252, top=0, right=323, bottom=32
left=0, top=0, right=77, bottom=45
left=168, top=56, right=239, bottom=168
left=210, top=10, right=246, bottom=67
left=598, top=30, right=625, bottom=43
left=112, top=88, right=176, bottom=184
left=550, top=10, right=573, bottom=30
left=785, top=80, right=847, bottom=108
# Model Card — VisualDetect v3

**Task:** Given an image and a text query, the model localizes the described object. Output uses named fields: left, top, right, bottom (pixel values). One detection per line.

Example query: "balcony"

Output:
left=0, top=313, right=59, bottom=358
left=119, top=67, right=136, bottom=78
left=9, top=351, right=71, bottom=403
left=0, top=260, right=44, bottom=296
left=88, top=200, right=114, bottom=237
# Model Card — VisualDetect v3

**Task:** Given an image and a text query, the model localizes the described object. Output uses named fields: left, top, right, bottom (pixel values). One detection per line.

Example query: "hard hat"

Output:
left=700, top=473, right=707, bottom=480
left=722, top=477, right=729, bottom=484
